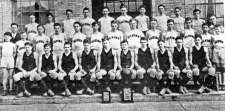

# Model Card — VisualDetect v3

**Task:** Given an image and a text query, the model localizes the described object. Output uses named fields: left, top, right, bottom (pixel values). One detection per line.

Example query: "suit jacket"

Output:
left=10, top=32, right=21, bottom=43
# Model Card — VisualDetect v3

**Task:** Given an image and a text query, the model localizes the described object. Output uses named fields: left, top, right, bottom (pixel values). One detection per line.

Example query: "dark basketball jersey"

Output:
left=137, top=48, right=154, bottom=69
left=192, top=46, right=207, bottom=69
left=81, top=50, right=96, bottom=72
left=173, top=46, right=186, bottom=69
left=41, top=54, right=55, bottom=73
left=121, top=50, right=132, bottom=68
left=62, top=52, right=75, bottom=73
left=101, top=49, right=114, bottom=71
left=22, top=52, right=36, bottom=71
left=158, top=50, right=170, bottom=72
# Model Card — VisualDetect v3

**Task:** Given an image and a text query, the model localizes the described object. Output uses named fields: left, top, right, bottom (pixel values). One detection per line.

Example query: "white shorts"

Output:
left=0, top=57, right=14, bottom=69
left=213, top=47, right=225, bottom=68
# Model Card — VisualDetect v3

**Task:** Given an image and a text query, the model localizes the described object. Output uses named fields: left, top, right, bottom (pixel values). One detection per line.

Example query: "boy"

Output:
left=25, top=14, right=39, bottom=33
left=0, top=32, right=16, bottom=95
left=156, top=4, right=170, bottom=32
left=44, top=13, right=55, bottom=37
left=10, top=23, right=21, bottom=43
left=183, top=17, right=195, bottom=49
left=192, top=9, right=205, bottom=33
left=98, top=7, right=114, bottom=35
left=116, top=5, right=132, bottom=34
left=135, top=5, right=150, bottom=34
left=173, top=7, right=185, bottom=33
left=201, top=23, right=213, bottom=59
left=90, top=22, right=104, bottom=53
left=62, top=9, right=76, bottom=39
left=80, top=7, right=95, bottom=38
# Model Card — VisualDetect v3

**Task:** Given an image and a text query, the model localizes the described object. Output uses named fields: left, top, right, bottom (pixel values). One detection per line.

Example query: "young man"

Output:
left=117, top=40, right=136, bottom=89
left=173, top=7, right=185, bottom=33
left=135, top=37, right=156, bottom=95
left=183, top=17, right=195, bottom=49
left=10, top=23, right=21, bottom=43
left=51, top=23, right=67, bottom=59
left=156, top=4, right=170, bottom=32
left=201, top=23, right=213, bottom=59
left=96, top=38, right=117, bottom=91
left=116, top=5, right=132, bottom=34
left=192, top=9, right=205, bottom=33
left=38, top=43, right=58, bottom=96
left=62, top=9, right=76, bottom=39
left=13, top=42, right=48, bottom=97
left=76, top=39, right=99, bottom=95
left=58, top=42, right=79, bottom=96
left=146, top=18, right=161, bottom=50
left=80, top=7, right=95, bottom=38
left=44, top=13, right=55, bottom=37
left=71, top=22, right=86, bottom=54
left=171, top=37, right=191, bottom=94
left=162, top=19, right=180, bottom=51
left=98, top=7, right=114, bottom=35
left=125, top=19, right=145, bottom=52
left=212, top=25, right=225, bottom=88
left=90, top=22, right=104, bottom=53
left=107, top=20, right=124, bottom=53
left=135, top=5, right=150, bottom=34
left=155, top=40, right=174, bottom=95
left=25, top=14, right=39, bottom=33
left=0, top=32, right=16, bottom=95
left=189, top=35, right=215, bottom=93
left=33, top=25, right=50, bottom=57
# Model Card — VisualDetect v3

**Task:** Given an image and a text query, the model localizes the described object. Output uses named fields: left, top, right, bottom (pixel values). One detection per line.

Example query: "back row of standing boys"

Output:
left=1, top=4, right=225, bottom=97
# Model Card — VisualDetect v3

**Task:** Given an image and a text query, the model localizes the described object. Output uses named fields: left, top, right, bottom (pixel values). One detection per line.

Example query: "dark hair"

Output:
left=193, top=9, right=201, bottom=13
left=83, top=38, right=91, bottom=44
left=150, top=17, right=157, bottom=22
left=54, top=23, right=61, bottom=27
left=158, top=39, right=165, bottom=44
left=121, top=40, right=128, bottom=44
left=66, top=9, right=73, bottom=13
left=129, top=19, right=138, bottom=23
left=214, top=24, right=221, bottom=28
left=120, top=4, right=127, bottom=9
left=103, top=7, right=110, bottom=11
left=138, top=5, right=146, bottom=10
left=64, top=42, right=72, bottom=47
left=185, top=17, right=192, bottom=23
left=102, top=38, right=109, bottom=42
left=158, top=4, right=165, bottom=8
left=202, top=23, right=208, bottom=27
left=46, top=13, right=54, bottom=17
left=73, top=22, right=82, bottom=27
left=83, top=7, right=89, bottom=12
left=111, top=20, right=119, bottom=24
left=92, top=22, right=99, bottom=27
left=44, top=43, right=51, bottom=48
left=11, top=23, right=18, bottom=27
left=195, top=34, right=202, bottom=40
left=167, top=19, right=174, bottom=24
left=175, top=36, right=183, bottom=41
left=25, top=42, right=33, bottom=47
left=140, top=37, right=147, bottom=41
left=174, top=7, right=181, bottom=11
left=29, top=13, right=35, bottom=17
left=20, top=31, right=26, bottom=35
left=4, top=32, right=12, bottom=37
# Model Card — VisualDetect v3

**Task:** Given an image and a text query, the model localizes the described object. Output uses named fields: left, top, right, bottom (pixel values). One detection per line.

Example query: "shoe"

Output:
left=146, top=87, right=151, bottom=94
left=42, top=92, right=48, bottom=97
left=2, top=90, right=7, bottom=96
left=86, top=88, right=94, bottom=95
left=179, top=86, right=185, bottom=94
left=24, top=90, right=31, bottom=97
left=197, top=86, right=205, bottom=94
left=17, top=92, right=24, bottom=97
left=159, top=88, right=166, bottom=96
left=48, top=89, right=55, bottom=97
left=105, top=87, right=111, bottom=92
left=166, top=88, right=172, bottom=94
left=76, top=89, right=84, bottom=95
left=142, top=86, right=148, bottom=95
left=183, top=87, right=189, bottom=94
left=65, top=89, right=71, bottom=96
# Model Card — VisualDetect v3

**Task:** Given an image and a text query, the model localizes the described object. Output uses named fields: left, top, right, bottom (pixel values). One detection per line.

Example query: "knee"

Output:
left=108, top=70, right=116, bottom=80
left=147, top=68, right=157, bottom=78
left=90, top=73, right=96, bottom=82
left=208, top=67, right=216, bottom=76
left=131, top=69, right=137, bottom=79
left=13, top=72, right=23, bottom=82
left=156, top=70, right=164, bottom=80
left=69, top=72, right=76, bottom=80
left=115, top=70, right=122, bottom=80
left=58, top=72, right=66, bottom=80
left=96, top=70, right=106, bottom=80
left=75, top=71, right=83, bottom=80
left=167, top=69, right=175, bottom=80
left=39, top=72, right=47, bottom=79
left=136, top=68, right=146, bottom=79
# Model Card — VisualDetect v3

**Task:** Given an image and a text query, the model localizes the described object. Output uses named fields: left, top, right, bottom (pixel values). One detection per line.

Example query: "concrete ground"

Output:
left=0, top=101, right=224, bottom=111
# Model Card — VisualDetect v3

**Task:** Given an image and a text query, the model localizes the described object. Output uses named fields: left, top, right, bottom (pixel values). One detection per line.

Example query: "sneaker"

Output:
left=159, top=88, right=166, bottom=96
left=42, top=92, right=48, bottom=97
left=197, top=86, right=205, bottom=94
left=183, top=86, right=189, bottom=94
left=86, top=88, right=94, bottom=95
left=17, top=92, right=24, bottom=97
left=166, top=88, right=172, bottom=94
left=65, top=89, right=71, bottom=96
left=2, top=90, right=7, bottom=96
left=179, top=86, right=185, bottom=94
left=76, top=89, right=84, bottom=95
left=48, top=89, right=55, bottom=97
left=142, top=86, right=148, bottom=95
left=24, top=90, right=31, bottom=97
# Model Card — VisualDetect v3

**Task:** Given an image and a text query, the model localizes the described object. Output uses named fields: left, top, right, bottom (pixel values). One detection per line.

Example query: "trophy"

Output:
left=121, top=88, right=133, bottom=103
left=102, top=91, right=111, bottom=103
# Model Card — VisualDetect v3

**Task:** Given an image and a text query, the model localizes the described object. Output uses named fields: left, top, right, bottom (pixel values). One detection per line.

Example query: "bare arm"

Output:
left=184, top=48, right=190, bottom=68
left=168, top=51, right=174, bottom=69
left=58, top=54, right=64, bottom=72
left=52, top=55, right=58, bottom=72
left=189, top=48, right=193, bottom=66
left=38, top=55, right=42, bottom=73
left=113, top=51, right=118, bottom=71
left=130, top=51, right=135, bottom=69
left=71, top=53, right=79, bottom=72
left=117, top=51, right=122, bottom=70
left=204, top=47, right=212, bottom=67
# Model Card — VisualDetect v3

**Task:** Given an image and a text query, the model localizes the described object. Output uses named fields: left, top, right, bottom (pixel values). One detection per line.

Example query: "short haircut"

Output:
left=83, top=38, right=91, bottom=44
left=158, top=39, right=165, bottom=44
left=195, top=34, right=202, bottom=40
left=66, top=9, right=73, bottom=13
left=29, top=13, right=35, bottom=17
left=185, top=17, right=192, bottom=22
left=73, top=22, right=82, bottom=27
left=167, top=19, right=174, bottom=24
left=120, top=4, right=127, bottom=9
left=121, top=40, right=128, bottom=44
left=103, top=6, right=110, bottom=11
left=174, top=7, right=181, bottom=10
left=25, top=42, right=33, bottom=47
left=111, top=20, right=119, bottom=24
left=44, top=43, right=51, bottom=48
left=64, top=42, right=72, bottom=47
left=4, top=32, right=12, bottom=36
left=175, top=36, right=183, bottom=41
left=102, top=38, right=109, bottom=42
left=202, top=23, right=208, bottom=27
left=193, top=9, right=201, bottom=13
left=138, top=5, right=146, bottom=10
left=11, top=23, right=18, bottom=27
left=54, top=23, right=61, bottom=27
left=46, top=13, right=54, bottom=17
left=92, top=22, right=99, bottom=27
left=214, top=24, right=221, bottom=28
left=140, top=37, right=147, bottom=41
left=83, top=7, right=89, bottom=12
left=158, top=4, right=165, bottom=8
left=150, top=17, right=157, bottom=22
left=129, top=19, right=138, bottom=23
left=20, top=31, right=26, bottom=35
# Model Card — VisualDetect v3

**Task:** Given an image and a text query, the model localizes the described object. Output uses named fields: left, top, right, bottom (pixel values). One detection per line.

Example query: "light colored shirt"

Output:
left=1, top=42, right=15, bottom=57
left=173, top=16, right=185, bottom=33
left=156, top=14, right=170, bottom=32
left=71, top=32, right=86, bottom=52
left=44, top=22, right=54, bottom=37
left=116, top=15, right=132, bottom=34
left=135, top=15, right=149, bottom=32
left=163, top=30, right=179, bottom=48
left=80, top=17, right=95, bottom=38
left=98, top=16, right=114, bottom=35
left=107, top=30, right=123, bottom=50
left=192, top=18, right=205, bottom=33
left=125, top=29, right=145, bottom=48
left=25, top=23, right=38, bottom=33
left=63, top=19, right=76, bottom=38
left=183, top=28, right=195, bottom=48
left=146, top=29, right=161, bottom=49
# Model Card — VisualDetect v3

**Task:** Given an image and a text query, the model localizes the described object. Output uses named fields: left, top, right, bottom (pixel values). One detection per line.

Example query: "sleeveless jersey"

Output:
left=121, top=50, right=132, bottom=68
left=173, top=46, right=186, bottom=69
left=137, top=48, right=154, bottom=69
left=41, top=54, right=55, bottom=72
left=192, top=46, right=207, bottom=69
left=81, top=50, right=96, bottom=71
left=22, top=52, right=36, bottom=71
left=61, top=52, right=75, bottom=73
left=101, top=49, right=114, bottom=70
left=158, top=50, right=170, bottom=72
